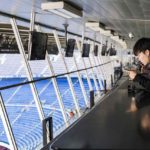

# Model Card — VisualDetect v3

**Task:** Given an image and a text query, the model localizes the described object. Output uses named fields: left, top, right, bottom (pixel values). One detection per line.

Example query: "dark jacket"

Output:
left=134, top=63, right=150, bottom=91
left=142, top=63, right=150, bottom=79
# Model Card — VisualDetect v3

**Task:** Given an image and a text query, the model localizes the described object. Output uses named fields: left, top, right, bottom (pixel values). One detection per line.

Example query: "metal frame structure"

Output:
left=28, top=9, right=35, bottom=60
left=0, top=11, right=118, bottom=150
left=99, top=37, right=108, bottom=80
left=35, top=17, right=69, bottom=127
left=93, top=59, right=103, bottom=89
left=91, top=42, right=105, bottom=89
left=34, top=13, right=70, bottom=140
left=10, top=18, right=45, bottom=122
left=53, top=30, right=81, bottom=116
left=67, top=36, right=89, bottom=107
left=90, top=41, right=103, bottom=93
left=0, top=2, right=127, bottom=149
left=45, top=52, right=68, bottom=126
left=72, top=56, right=89, bottom=107
left=82, top=25, right=100, bottom=94
left=0, top=93, right=18, bottom=150
left=97, top=43, right=105, bottom=81
left=76, top=38, right=93, bottom=92
left=85, top=40, right=100, bottom=94
left=98, top=36, right=116, bottom=89
left=93, top=33, right=105, bottom=84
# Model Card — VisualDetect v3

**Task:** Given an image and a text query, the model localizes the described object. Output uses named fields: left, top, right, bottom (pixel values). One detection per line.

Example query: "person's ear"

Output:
left=145, top=50, right=150, bottom=56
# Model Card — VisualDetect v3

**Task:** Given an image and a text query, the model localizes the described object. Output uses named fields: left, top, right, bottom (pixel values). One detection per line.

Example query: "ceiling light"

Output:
left=41, top=1, right=83, bottom=19
left=128, top=32, right=134, bottom=39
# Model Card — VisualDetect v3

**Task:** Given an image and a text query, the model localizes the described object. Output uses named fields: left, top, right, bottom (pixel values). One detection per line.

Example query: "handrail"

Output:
left=0, top=61, right=112, bottom=91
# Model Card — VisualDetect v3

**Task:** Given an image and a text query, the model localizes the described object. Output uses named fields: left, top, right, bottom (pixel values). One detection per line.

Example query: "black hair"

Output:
left=133, top=38, right=150, bottom=56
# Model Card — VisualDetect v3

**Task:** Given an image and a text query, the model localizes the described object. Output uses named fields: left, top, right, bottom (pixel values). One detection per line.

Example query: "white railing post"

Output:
left=90, top=42, right=103, bottom=94
left=10, top=18, right=45, bottom=121
left=0, top=93, right=18, bottom=150
left=72, top=38, right=89, bottom=107
left=46, top=52, right=69, bottom=126
left=87, top=41, right=100, bottom=94
left=53, top=30, right=81, bottom=116
left=76, top=39, right=93, bottom=92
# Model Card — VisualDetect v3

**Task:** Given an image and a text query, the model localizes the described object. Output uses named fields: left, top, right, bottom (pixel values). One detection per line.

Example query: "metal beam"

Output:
left=0, top=11, right=100, bottom=44
left=53, top=30, right=81, bottom=116
left=10, top=18, right=45, bottom=121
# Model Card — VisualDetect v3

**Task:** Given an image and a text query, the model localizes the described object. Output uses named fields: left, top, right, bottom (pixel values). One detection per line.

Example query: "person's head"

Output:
left=133, top=38, right=150, bottom=66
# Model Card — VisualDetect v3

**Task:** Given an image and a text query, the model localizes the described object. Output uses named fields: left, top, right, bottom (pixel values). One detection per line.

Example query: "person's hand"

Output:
left=128, top=70, right=137, bottom=80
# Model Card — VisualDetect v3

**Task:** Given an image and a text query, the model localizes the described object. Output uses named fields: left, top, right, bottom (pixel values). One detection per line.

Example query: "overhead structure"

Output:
left=85, top=22, right=112, bottom=37
left=85, top=21, right=127, bottom=49
left=111, top=36, right=127, bottom=49
left=41, top=1, right=83, bottom=19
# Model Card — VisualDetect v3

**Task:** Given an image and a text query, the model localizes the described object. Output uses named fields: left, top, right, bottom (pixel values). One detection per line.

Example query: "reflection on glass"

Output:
left=138, top=113, right=150, bottom=140
left=127, top=96, right=138, bottom=113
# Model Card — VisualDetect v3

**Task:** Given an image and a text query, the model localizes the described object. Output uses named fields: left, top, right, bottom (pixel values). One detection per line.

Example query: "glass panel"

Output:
left=0, top=78, right=41, bottom=150
left=0, top=118, right=8, bottom=145
left=71, top=77, right=85, bottom=108
left=56, top=77, right=74, bottom=111
left=82, top=78, right=90, bottom=98
left=34, top=78, right=65, bottom=131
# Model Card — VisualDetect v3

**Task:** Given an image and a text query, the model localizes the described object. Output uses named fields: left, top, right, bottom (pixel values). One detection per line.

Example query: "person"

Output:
left=128, top=38, right=150, bottom=109
left=128, top=37, right=150, bottom=91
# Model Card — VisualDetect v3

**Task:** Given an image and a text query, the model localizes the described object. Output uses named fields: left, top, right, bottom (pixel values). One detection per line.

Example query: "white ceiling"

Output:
left=0, top=0, right=150, bottom=49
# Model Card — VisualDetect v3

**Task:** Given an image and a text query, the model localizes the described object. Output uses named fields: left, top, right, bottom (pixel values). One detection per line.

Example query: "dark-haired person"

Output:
left=128, top=38, right=150, bottom=89
left=128, top=38, right=150, bottom=109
